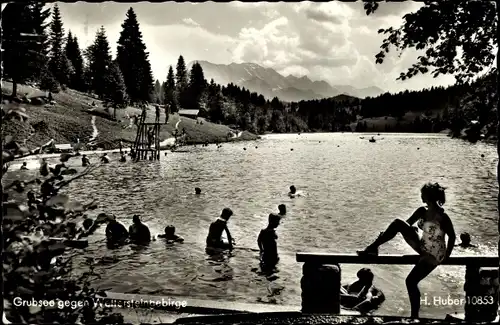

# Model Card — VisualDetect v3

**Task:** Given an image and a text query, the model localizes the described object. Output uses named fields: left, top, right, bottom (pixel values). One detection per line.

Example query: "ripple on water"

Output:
left=6, top=133, right=497, bottom=318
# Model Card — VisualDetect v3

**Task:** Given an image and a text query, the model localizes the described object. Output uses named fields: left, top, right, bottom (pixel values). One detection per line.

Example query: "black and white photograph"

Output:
left=2, top=1, right=499, bottom=324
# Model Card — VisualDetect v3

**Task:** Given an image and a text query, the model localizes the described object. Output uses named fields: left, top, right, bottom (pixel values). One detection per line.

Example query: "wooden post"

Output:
left=300, top=263, right=341, bottom=314
left=464, top=265, right=499, bottom=322
left=496, top=0, right=500, bottom=319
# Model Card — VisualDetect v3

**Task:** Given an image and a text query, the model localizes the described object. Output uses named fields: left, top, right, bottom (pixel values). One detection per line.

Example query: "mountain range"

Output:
left=188, top=60, right=385, bottom=102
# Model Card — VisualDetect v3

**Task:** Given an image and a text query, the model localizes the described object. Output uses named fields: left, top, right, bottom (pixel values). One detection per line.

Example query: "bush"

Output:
left=2, top=112, right=124, bottom=324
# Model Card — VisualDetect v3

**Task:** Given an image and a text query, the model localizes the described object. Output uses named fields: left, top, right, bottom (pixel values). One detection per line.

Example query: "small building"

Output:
left=178, top=109, right=199, bottom=119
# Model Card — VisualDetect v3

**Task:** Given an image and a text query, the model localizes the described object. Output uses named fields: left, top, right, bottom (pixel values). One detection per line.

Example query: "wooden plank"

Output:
left=296, top=253, right=499, bottom=266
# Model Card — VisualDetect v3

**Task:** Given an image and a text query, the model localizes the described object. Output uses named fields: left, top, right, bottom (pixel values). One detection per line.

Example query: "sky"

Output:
left=54, top=1, right=460, bottom=94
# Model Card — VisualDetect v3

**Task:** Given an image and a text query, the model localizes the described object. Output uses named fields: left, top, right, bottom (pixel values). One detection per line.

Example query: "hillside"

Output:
left=1, top=82, right=258, bottom=151
left=189, top=61, right=384, bottom=102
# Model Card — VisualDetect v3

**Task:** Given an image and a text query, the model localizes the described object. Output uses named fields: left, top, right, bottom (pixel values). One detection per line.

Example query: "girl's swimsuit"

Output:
left=417, top=218, right=446, bottom=264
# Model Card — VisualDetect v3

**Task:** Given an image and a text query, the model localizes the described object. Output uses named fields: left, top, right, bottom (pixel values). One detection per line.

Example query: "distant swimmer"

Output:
left=455, top=232, right=477, bottom=248
left=105, top=215, right=129, bottom=244
left=100, top=153, right=110, bottom=163
left=82, top=154, right=91, bottom=167
left=129, top=215, right=151, bottom=244
left=119, top=153, right=126, bottom=162
left=40, top=158, right=49, bottom=176
left=195, top=187, right=201, bottom=195
left=341, top=268, right=385, bottom=313
left=157, top=225, right=184, bottom=243
left=278, top=204, right=286, bottom=217
left=288, top=185, right=299, bottom=198
left=20, top=162, right=28, bottom=170
left=258, top=213, right=281, bottom=269
left=206, top=208, right=234, bottom=250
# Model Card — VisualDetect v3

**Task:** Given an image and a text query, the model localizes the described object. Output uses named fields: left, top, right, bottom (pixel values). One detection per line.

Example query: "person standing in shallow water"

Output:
left=129, top=215, right=151, bottom=244
left=277, top=204, right=286, bottom=217
left=357, top=183, right=456, bottom=318
left=456, top=232, right=477, bottom=248
left=258, top=213, right=281, bottom=269
left=206, top=208, right=234, bottom=250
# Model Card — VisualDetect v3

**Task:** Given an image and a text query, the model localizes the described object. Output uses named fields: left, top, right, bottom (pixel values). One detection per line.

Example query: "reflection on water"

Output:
left=7, top=133, right=497, bottom=318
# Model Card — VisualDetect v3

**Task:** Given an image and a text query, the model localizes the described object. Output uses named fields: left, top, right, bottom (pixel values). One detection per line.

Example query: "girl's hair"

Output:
left=421, top=182, right=446, bottom=207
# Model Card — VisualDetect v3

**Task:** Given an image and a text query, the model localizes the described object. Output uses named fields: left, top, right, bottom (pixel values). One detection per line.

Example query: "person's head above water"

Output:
left=165, top=225, right=175, bottom=236
left=421, top=182, right=446, bottom=207
left=460, top=232, right=471, bottom=245
left=278, top=204, right=286, bottom=215
left=133, top=215, right=141, bottom=224
left=83, top=218, right=94, bottom=230
left=268, top=213, right=281, bottom=228
left=195, top=187, right=201, bottom=194
left=22, top=162, right=27, bottom=166
left=289, top=185, right=296, bottom=194
left=221, top=208, right=233, bottom=221
left=357, top=268, right=374, bottom=285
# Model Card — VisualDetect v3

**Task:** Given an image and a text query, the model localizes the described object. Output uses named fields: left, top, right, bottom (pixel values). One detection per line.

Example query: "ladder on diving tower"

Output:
left=133, top=107, right=161, bottom=161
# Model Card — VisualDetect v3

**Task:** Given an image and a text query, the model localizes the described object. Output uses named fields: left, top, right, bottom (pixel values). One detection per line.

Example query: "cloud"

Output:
left=181, top=18, right=200, bottom=27
left=56, top=1, right=457, bottom=93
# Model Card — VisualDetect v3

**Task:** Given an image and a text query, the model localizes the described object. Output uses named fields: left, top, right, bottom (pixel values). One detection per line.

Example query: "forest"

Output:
left=3, top=3, right=496, bottom=141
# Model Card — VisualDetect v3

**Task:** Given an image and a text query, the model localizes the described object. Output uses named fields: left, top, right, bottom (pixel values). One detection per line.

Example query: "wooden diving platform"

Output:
left=296, top=252, right=499, bottom=266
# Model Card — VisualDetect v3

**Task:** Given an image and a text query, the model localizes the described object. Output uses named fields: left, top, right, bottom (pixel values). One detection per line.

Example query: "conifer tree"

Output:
left=86, top=26, right=112, bottom=98
left=104, top=61, right=128, bottom=119
left=188, top=62, right=207, bottom=110
left=2, top=3, right=50, bottom=96
left=164, top=65, right=177, bottom=113
left=65, top=31, right=85, bottom=91
left=48, top=4, right=71, bottom=86
left=116, top=7, right=154, bottom=103
left=175, top=55, right=189, bottom=109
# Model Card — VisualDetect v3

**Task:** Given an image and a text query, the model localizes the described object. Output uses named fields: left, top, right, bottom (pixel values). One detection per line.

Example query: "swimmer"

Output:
left=341, top=268, right=385, bottom=313
left=40, top=158, right=49, bottom=176
left=455, top=232, right=477, bottom=248
left=100, top=153, right=110, bottom=163
left=20, top=162, right=28, bottom=170
left=278, top=204, right=286, bottom=217
left=258, top=213, right=280, bottom=268
left=206, top=208, right=234, bottom=250
left=105, top=215, right=129, bottom=243
left=119, top=153, right=126, bottom=162
left=195, top=187, right=201, bottom=195
left=157, top=225, right=184, bottom=243
left=82, top=154, right=91, bottom=167
left=357, top=183, right=456, bottom=318
left=129, top=215, right=151, bottom=244
left=288, top=185, right=298, bottom=198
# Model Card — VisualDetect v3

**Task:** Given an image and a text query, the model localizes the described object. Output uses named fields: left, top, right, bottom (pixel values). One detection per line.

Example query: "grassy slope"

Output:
left=2, top=82, right=258, bottom=150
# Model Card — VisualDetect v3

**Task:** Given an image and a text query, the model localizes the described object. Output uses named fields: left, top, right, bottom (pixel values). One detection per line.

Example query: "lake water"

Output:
left=9, top=133, right=498, bottom=318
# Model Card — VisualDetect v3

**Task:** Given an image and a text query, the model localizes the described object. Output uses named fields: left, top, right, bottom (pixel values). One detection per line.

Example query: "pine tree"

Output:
left=31, top=2, right=51, bottom=80
left=188, top=62, right=207, bottom=110
left=65, top=31, right=85, bottom=91
left=86, top=26, right=112, bottom=98
left=164, top=65, right=177, bottom=113
left=116, top=7, right=154, bottom=103
left=103, top=61, right=128, bottom=119
left=2, top=3, right=49, bottom=96
left=48, top=4, right=71, bottom=86
left=175, top=55, right=188, bottom=89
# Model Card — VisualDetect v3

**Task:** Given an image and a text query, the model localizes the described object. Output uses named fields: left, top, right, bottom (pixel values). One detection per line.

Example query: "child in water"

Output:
left=82, top=154, right=91, bottom=167
left=278, top=204, right=286, bottom=217
left=206, top=208, right=234, bottom=249
left=158, top=225, right=184, bottom=243
left=20, top=162, right=28, bottom=170
left=456, top=232, right=477, bottom=248
left=258, top=213, right=281, bottom=268
left=341, top=268, right=385, bottom=313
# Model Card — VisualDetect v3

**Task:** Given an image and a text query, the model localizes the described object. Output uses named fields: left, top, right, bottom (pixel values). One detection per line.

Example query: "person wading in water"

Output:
left=206, top=208, right=234, bottom=250
left=357, top=183, right=456, bottom=318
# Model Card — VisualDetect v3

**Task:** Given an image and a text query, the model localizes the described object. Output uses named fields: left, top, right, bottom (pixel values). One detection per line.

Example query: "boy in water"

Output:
left=82, top=154, right=91, bottom=167
left=258, top=213, right=281, bottom=268
left=158, top=225, right=184, bottom=243
left=129, top=215, right=151, bottom=244
left=456, top=232, right=477, bottom=248
left=206, top=208, right=234, bottom=249
left=288, top=185, right=297, bottom=197
left=105, top=215, right=129, bottom=243
left=195, top=187, right=201, bottom=195
left=20, top=162, right=28, bottom=170
left=100, top=153, right=110, bottom=163
left=341, top=268, right=385, bottom=313
left=278, top=204, right=286, bottom=217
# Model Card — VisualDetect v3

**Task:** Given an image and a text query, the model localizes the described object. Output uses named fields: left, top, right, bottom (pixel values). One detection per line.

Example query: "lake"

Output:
left=9, top=133, right=498, bottom=318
